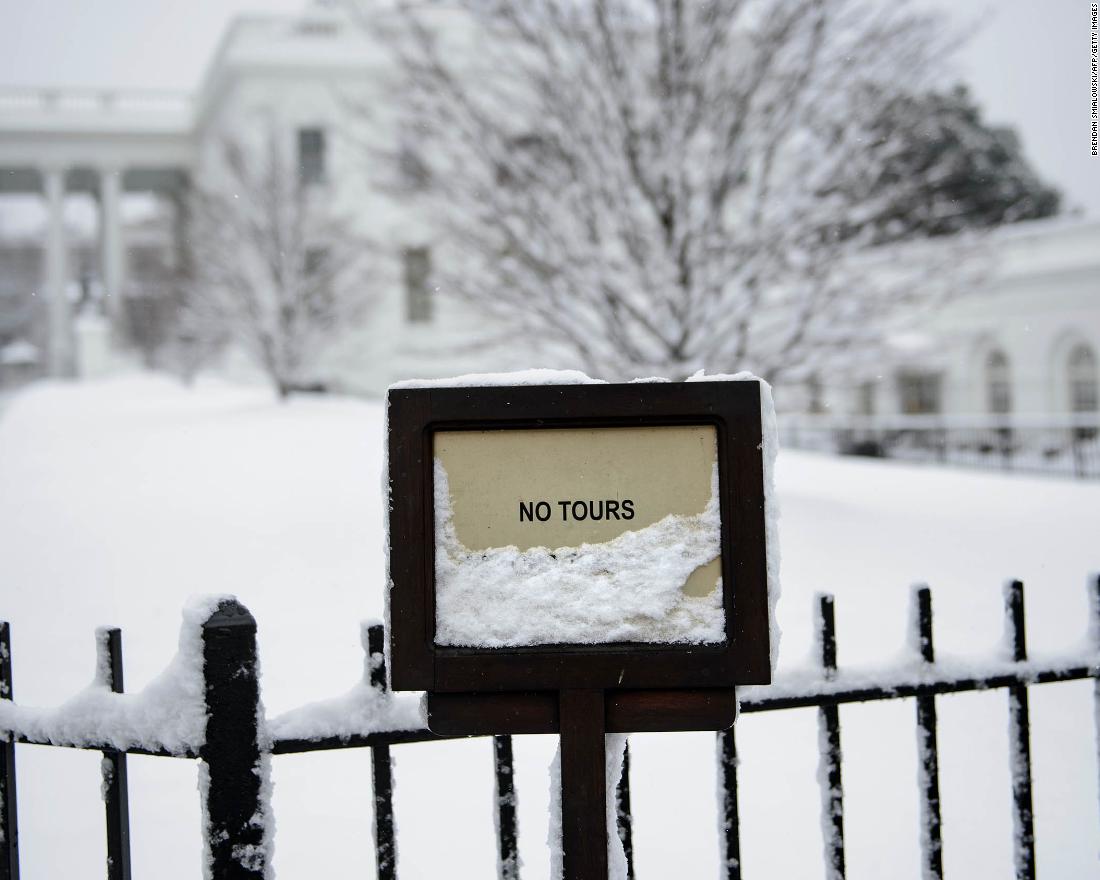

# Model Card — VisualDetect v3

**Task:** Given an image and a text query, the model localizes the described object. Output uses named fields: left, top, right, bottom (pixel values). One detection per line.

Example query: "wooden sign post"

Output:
left=387, top=380, right=772, bottom=879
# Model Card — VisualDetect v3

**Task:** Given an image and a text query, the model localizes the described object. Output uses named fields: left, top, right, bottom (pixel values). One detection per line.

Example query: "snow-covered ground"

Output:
left=0, top=375, right=1097, bottom=879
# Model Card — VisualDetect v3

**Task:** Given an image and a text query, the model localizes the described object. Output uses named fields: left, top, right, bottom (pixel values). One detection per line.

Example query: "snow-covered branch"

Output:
left=353, top=0, right=970, bottom=381
left=184, top=126, right=379, bottom=397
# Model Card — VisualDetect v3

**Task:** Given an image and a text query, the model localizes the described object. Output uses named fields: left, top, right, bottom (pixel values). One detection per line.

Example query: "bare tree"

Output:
left=361, top=0, right=969, bottom=382
left=185, top=128, right=376, bottom=397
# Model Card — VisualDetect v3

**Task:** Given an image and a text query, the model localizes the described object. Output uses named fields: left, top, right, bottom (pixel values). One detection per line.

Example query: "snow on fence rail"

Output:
left=2, top=578, right=1099, bottom=880
left=780, top=413, right=1100, bottom=479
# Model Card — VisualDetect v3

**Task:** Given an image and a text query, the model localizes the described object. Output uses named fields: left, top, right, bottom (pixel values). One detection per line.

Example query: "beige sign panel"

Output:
left=433, top=425, right=721, bottom=600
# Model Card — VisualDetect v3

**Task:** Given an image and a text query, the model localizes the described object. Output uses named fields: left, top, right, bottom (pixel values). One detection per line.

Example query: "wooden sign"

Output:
left=387, top=380, right=771, bottom=693
left=386, top=379, right=773, bottom=880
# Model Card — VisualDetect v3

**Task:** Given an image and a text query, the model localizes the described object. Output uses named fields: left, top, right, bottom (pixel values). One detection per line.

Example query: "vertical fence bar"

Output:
left=98, top=628, right=131, bottom=880
left=717, top=724, right=742, bottom=880
left=615, top=740, right=634, bottom=880
left=817, top=594, right=846, bottom=880
left=558, top=689, right=608, bottom=880
left=1071, top=429, right=1085, bottom=480
left=1005, top=580, right=1035, bottom=880
left=0, top=622, right=18, bottom=880
left=912, top=588, right=943, bottom=880
left=371, top=743, right=396, bottom=880
left=201, top=600, right=266, bottom=880
left=1090, top=575, right=1100, bottom=856
left=494, top=735, right=519, bottom=880
left=367, top=623, right=397, bottom=880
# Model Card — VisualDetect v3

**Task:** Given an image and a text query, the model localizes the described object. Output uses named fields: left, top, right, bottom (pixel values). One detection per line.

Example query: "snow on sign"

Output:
left=433, top=425, right=724, bottom=647
left=386, top=373, right=776, bottom=695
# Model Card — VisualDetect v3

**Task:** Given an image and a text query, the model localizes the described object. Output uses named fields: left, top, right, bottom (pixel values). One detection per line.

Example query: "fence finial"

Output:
left=0, top=620, right=19, bottom=880
left=815, top=594, right=845, bottom=880
left=910, top=586, right=934, bottom=664
left=200, top=599, right=267, bottom=879
left=362, top=621, right=396, bottom=880
left=911, top=587, right=943, bottom=879
left=97, top=627, right=132, bottom=880
left=1004, top=580, right=1035, bottom=880
left=365, top=622, right=387, bottom=692
left=816, top=593, right=838, bottom=680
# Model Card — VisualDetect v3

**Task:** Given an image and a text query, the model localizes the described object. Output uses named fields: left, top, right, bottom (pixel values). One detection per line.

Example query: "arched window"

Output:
left=1068, top=343, right=1099, bottom=412
left=985, top=349, right=1012, bottom=414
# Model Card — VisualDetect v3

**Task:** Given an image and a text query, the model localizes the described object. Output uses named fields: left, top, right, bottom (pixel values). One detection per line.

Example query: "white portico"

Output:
left=0, top=88, right=195, bottom=375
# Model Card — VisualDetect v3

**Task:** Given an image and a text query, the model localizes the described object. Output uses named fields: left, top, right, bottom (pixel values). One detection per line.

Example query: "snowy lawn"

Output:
left=0, top=375, right=1097, bottom=879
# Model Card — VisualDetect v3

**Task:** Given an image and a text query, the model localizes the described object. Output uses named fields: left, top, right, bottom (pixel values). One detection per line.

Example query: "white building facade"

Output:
left=0, top=9, right=523, bottom=393
left=1, top=7, right=1097, bottom=421
left=814, top=218, right=1100, bottom=422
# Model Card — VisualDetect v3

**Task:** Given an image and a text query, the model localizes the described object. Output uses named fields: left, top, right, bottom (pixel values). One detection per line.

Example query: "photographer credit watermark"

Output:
left=1092, top=4, right=1098, bottom=154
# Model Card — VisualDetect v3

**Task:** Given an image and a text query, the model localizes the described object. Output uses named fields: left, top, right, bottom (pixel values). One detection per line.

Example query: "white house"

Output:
left=816, top=217, right=1100, bottom=422
left=0, top=6, right=1097, bottom=422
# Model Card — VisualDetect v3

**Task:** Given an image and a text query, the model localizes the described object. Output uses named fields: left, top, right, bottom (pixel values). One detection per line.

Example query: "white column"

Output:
left=99, top=166, right=126, bottom=331
left=42, top=166, right=70, bottom=377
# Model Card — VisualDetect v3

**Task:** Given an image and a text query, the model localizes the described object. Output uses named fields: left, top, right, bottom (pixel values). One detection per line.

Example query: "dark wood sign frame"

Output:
left=387, top=380, right=771, bottom=694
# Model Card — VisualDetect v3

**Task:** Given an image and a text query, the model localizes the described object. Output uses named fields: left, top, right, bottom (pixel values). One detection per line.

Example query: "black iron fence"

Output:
left=2, top=576, right=1098, bottom=879
left=780, top=414, right=1100, bottom=479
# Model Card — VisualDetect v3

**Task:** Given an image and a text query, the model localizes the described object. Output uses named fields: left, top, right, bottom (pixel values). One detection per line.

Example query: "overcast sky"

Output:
left=0, top=0, right=1097, bottom=216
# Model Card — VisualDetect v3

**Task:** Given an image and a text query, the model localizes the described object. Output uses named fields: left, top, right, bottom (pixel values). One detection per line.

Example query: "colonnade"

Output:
left=29, top=165, right=129, bottom=376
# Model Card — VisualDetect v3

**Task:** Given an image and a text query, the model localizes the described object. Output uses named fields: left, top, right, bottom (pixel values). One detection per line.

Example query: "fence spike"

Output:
left=98, top=628, right=132, bottom=880
left=1005, top=580, right=1035, bottom=880
left=0, top=622, right=19, bottom=880
left=717, top=724, right=742, bottom=880
left=912, top=588, right=943, bottom=880
left=367, top=623, right=397, bottom=880
left=494, top=735, right=519, bottom=880
left=201, top=600, right=266, bottom=879
left=1071, top=427, right=1086, bottom=479
left=816, top=594, right=845, bottom=880
left=365, top=621, right=386, bottom=692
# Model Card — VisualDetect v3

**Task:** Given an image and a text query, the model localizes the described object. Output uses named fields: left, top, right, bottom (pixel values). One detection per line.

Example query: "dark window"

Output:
left=398, top=142, right=431, bottom=191
left=404, top=247, right=432, bottom=323
left=298, top=128, right=326, bottom=185
left=857, top=380, right=876, bottom=416
left=985, top=349, right=1012, bottom=414
left=495, top=134, right=557, bottom=187
left=806, top=374, right=825, bottom=414
left=1068, top=343, right=1098, bottom=412
left=897, top=372, right=941, bottom=415
left=304, top=247, right=327, bottom=277
left=303, top=247, right=331, bottom=310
